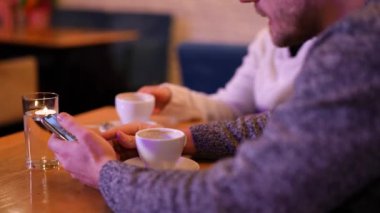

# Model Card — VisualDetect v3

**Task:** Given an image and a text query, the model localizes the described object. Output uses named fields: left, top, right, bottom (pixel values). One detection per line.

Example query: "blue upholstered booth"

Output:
left=178, top=42, right=247, bottom=94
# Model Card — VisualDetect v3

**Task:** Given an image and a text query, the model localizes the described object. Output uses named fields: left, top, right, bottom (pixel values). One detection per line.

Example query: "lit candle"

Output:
left=35, top=106, right=56, bottom=116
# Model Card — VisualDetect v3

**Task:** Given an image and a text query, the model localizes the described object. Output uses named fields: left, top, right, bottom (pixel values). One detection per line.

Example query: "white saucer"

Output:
left=98, top=120, right=157, bottom=132
left=124, top=157, right=200, bottom=171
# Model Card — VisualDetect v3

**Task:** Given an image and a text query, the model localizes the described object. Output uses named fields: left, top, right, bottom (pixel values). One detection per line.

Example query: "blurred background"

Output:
left=0, top=0, right=266, bottom=135
left=59, top=0, right=267, bottom=83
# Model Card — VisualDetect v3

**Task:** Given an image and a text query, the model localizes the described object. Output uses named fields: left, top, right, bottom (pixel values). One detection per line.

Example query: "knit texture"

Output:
left=190, top=112, right=270, bottom=160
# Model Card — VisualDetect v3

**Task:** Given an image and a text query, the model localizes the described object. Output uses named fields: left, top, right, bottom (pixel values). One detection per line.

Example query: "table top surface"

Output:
left=0, top=28, right=138, bottom=48
left=0, top=106, right=211, bottom=212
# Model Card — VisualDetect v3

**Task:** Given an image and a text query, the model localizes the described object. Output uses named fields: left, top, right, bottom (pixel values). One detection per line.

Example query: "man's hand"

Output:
left=101, top=122, right=157, bottom=150
left=48, top=113, right=117, bottom=188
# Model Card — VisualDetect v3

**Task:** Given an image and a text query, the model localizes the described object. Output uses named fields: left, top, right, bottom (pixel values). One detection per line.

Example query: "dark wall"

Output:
left=52, top=9, right=172, bottom=91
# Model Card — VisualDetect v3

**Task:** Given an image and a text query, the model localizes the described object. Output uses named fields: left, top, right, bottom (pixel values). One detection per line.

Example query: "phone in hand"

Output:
left=41, top=114, right=77, bottom=141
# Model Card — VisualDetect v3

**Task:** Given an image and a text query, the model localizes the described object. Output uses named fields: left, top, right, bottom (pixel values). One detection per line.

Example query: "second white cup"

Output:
left=136, top=128, right=186, bottom=170
left=115, top=92, right=155, bottom=124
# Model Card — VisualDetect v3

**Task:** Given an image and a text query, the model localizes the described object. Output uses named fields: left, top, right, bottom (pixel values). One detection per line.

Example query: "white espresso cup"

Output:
left=136, top=128, right=186, bottom=170
left=115, top=92, right=155, bottom=124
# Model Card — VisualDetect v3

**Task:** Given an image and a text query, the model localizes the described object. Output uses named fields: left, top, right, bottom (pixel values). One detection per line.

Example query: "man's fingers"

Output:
left=48, top=134, right=77, bottom=155
left=101, top=122, right=146, bottom=140
left=56, top=112, right=93, bottom=143
left=116, top=131, right=136, bottom=149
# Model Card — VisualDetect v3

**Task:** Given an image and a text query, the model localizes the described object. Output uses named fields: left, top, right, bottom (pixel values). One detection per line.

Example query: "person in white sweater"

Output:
left=139, top=27, right=316, bottom=122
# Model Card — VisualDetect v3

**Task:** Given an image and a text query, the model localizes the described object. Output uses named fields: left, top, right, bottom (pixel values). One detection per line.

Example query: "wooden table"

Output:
left=0, top=28, right=138, bottom=48
left=0, top=106, right=211, bottom=212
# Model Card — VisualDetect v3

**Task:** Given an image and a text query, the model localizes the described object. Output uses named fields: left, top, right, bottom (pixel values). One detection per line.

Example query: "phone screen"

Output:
left=42, top=114, right=77, bottom=141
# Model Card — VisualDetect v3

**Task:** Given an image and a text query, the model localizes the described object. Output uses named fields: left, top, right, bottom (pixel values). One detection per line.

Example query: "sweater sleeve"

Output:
left=189, top=111, right=270, bottom=160
left=99, top=4, right=380, bottom=213
left=158, top=83, right=235, bottom=122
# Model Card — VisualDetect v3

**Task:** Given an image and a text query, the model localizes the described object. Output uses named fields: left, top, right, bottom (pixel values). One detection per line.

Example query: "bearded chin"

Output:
left=268, top=26, right=292, bottom=47
left=269, top=24, right=311, bottom=47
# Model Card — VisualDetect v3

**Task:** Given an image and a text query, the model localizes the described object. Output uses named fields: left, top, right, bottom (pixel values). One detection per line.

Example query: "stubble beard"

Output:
left=268, top=2, right=318, bottom=47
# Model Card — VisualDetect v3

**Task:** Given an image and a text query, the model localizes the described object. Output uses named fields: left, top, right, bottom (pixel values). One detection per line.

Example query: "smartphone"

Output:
left=41, top=114, right=77, bottom=141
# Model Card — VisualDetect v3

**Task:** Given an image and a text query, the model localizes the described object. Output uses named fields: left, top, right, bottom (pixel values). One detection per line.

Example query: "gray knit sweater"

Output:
left=99, top=2, right=380, bottom=212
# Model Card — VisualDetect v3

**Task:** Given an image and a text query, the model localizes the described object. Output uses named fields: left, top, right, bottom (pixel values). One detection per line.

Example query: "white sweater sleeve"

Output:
left=210, top=33, right=264, bottom=116
left=159, top=83, right=235, bottom=122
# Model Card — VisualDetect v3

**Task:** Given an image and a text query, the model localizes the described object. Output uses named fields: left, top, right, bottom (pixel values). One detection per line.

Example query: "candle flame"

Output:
left=35, top=106, right=56, bottom=115
left=42, top=106, right=49, bottom=113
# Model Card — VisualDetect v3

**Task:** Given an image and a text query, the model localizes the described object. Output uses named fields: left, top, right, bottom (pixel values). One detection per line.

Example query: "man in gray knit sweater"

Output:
left=48, top=0, right=380, bottom=212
